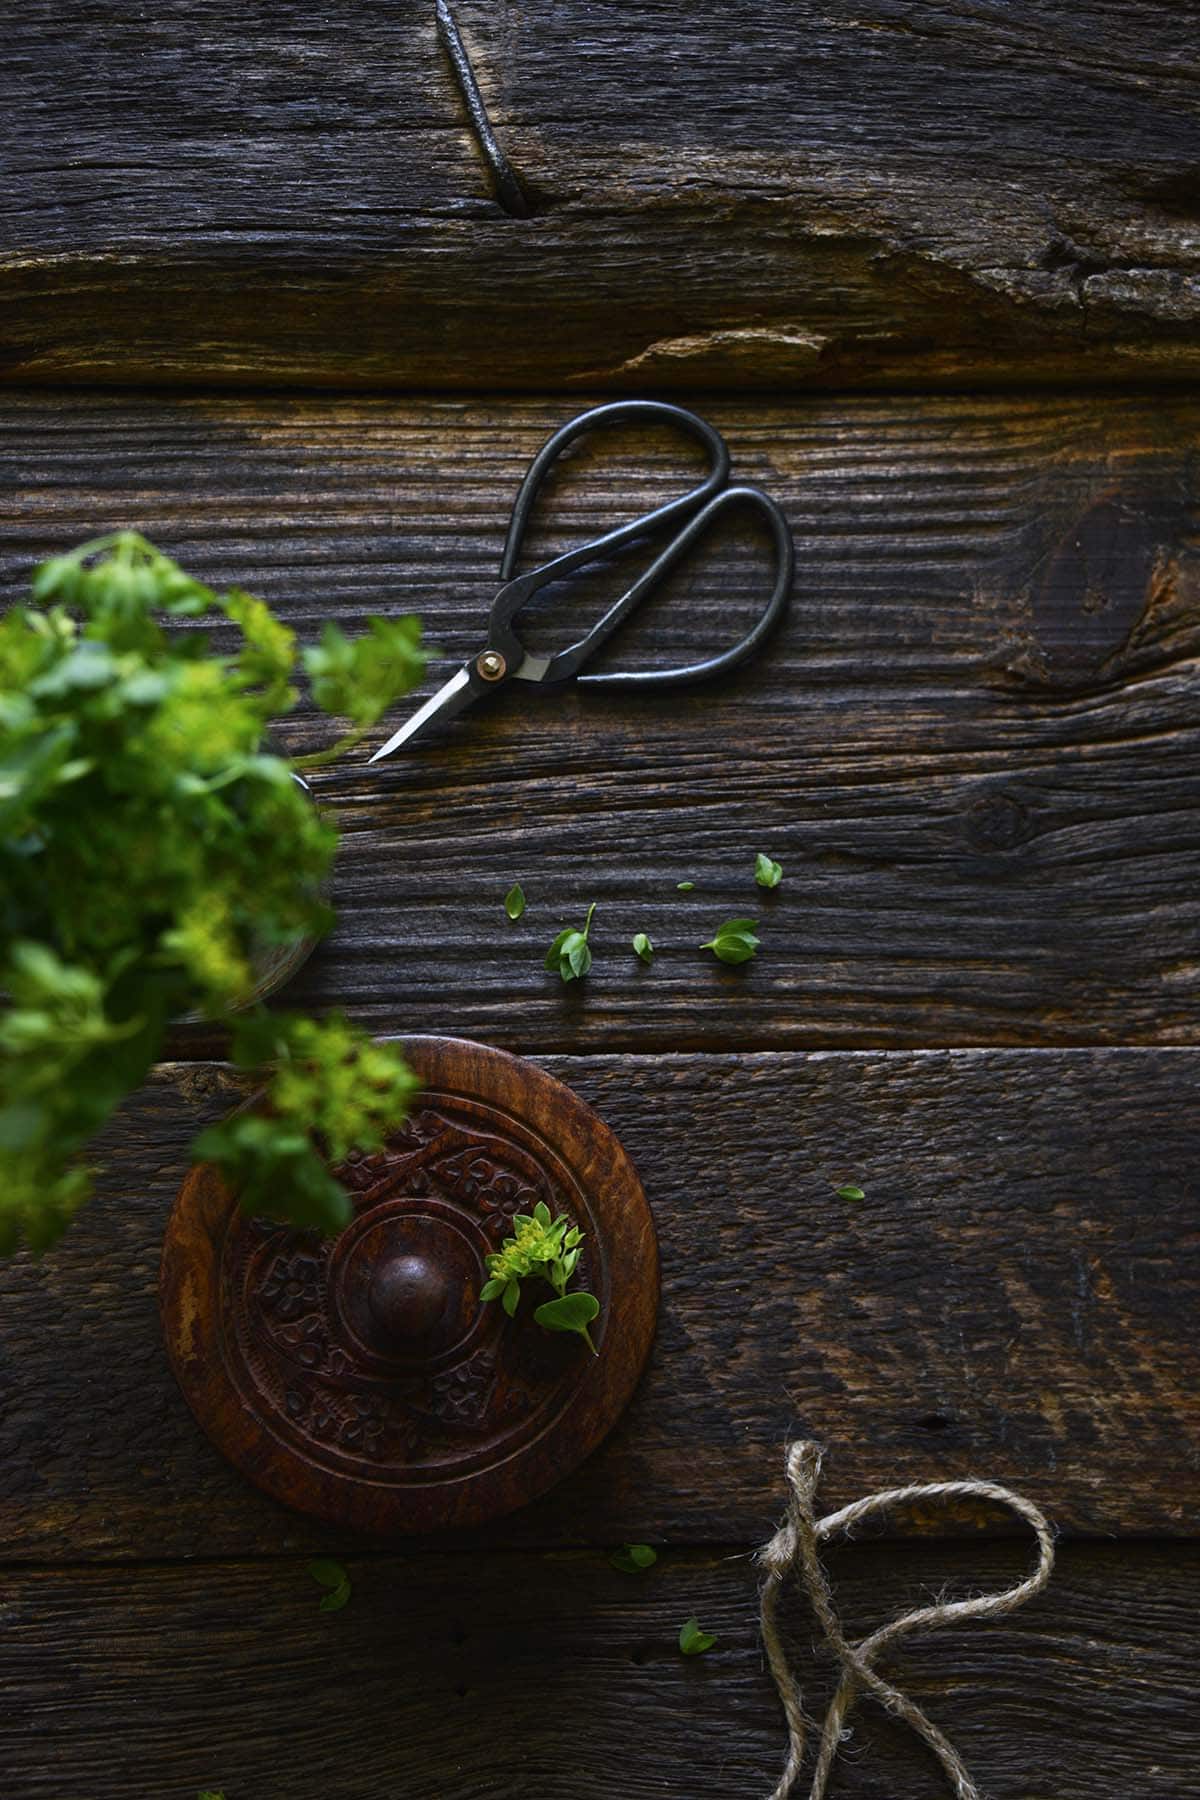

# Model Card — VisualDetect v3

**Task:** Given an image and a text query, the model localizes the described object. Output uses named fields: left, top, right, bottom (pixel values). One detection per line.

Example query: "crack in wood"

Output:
left=436, top=0, right=531, bottom=219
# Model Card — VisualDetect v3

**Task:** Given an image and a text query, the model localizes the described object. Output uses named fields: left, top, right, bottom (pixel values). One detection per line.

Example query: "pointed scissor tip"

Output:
left=367, top=664, right=477, bottom=763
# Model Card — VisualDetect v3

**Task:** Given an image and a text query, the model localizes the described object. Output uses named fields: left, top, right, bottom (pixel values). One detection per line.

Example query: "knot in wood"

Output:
left=963, top=789, right=1033, bottom=852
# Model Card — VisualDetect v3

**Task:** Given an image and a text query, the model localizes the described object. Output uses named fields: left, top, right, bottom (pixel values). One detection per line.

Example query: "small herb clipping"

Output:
left=610, top=1543, right=658, bottom=1574
left=678, top=1617, right=717, bottom=1656
left=480, top=1199, right=600, bottom=1351
left=676, top=880, right=695, bottom=891
left=701, top=919, right=760, bottom=965
left=504, top=882, right=526, bottom=921
left=544, top=901, right=597, bottom=983
left=836, top=1184, right=866, bottom=1202
left=755, top=853, right=783, bottom=889
left=632, top=931, right=654, bottom=965
left=307, top=1557, right=352, bottom=1613
left=198, top=1792, right=227, bottom=1799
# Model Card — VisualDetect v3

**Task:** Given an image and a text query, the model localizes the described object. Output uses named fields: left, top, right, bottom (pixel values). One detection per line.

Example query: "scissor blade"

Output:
left=368, top=665, right=477, bottom=761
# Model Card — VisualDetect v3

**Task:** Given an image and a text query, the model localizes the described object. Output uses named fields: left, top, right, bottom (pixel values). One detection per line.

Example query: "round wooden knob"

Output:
left=160, top=1036, right=659, bottom=1535
left=367, top=1251, right=451, bottom=1344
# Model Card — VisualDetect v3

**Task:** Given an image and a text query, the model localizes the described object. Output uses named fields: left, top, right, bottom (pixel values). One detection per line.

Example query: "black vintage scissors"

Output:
left=369, top=400, right=794, bottom=760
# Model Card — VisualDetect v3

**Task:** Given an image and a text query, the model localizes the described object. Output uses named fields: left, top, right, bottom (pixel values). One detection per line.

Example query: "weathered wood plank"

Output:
left=4, top=4, right=1200, bottom=386
left=3, top=390, right=1199, bottom=1051
left=0, top=1051, right=1195, bottom=1560
left=1, top=1543, right=1195, bottom=1797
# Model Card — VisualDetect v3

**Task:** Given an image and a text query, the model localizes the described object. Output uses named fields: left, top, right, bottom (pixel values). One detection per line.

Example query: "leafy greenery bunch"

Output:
left=0, top=531, right=428, bottom=1252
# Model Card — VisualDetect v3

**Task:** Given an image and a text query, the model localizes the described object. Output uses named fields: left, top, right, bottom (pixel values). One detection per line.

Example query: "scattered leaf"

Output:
left=504, top=882, right=526, bottom=921
left=632, top=931, right=654, bottom=964
left=836, top=1184, right=866, bottom=1202
left=701, top=919, right=760, bottom=965
left=610, top=1543, right=658, bottom=1573
left=544, top=902, right=597, bottom=983
left=755, top=853, right=783, bottom=889
left=308, top=1558, right=352, bottom=1613
left=678, top=1617, right=717, bottom=1655
left=676, top=880, right=695, bottom=891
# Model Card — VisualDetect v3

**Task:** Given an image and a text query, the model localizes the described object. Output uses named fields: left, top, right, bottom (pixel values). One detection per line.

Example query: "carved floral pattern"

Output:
left=223, top=1102, right=589, bottom=1478
left=261, top=1252, right=320, bottom=1322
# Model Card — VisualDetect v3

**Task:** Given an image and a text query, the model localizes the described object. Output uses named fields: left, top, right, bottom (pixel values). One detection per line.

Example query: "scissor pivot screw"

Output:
left=477, top=650, right=507, bottom=681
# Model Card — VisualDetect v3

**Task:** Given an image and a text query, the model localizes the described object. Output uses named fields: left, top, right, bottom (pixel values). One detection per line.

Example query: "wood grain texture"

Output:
left=1, top=1051, right=1195, bottom=1560
left=4, top=3, right=1200, bottom=386
left=3, top=389, right=1199, bottom=1052
left=1, top=1542, right=1195, bottom=1798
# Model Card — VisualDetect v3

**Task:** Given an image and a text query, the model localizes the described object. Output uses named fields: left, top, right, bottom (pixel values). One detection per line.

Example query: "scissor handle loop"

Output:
left=497, top=399, right=731, bottom=589
left=573, top=484, right=794, bottom=689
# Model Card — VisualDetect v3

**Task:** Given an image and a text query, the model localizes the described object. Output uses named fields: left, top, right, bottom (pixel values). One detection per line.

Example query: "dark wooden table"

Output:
left=2, top=6, right=1198, bottom=1796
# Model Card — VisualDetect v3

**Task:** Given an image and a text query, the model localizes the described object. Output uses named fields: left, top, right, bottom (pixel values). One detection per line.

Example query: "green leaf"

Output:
left=678, top=1617, right=717, bottom=1655
left=836, top=1184, right=866, bottom=1202
left=533, top=1199, right=552, bottom=1228
left=0, top=1102, right=44, bottom=1152
left=308, top=1559, right=352, bottom=1613
left=676, top=880, right=695, bottom=891
left=610, top=1543, right=658, bottom=1574
left=479, top=1276, right=507, bottom=1302
left=755, top=852, right=783, bottom=889
left=701, top=919, right=761, bottom=965
left=307, top=1558, right=348, bottom=1591
left=502, top=1279, right=521, bottom=1318
left=301, top=615, right=426, bottom=729
left=632, top=931, right=654, bottom=964
left=504, top=882, right=526, bottom=921
left=533, top=1289, right=600, bottom=1353
left=198, top=1791, right=227, bottom=1799
left=544, top=928, right=573, bottom=972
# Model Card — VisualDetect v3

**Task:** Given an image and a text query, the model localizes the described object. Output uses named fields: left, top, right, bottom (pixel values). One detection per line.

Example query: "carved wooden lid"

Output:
left=160, top=1037, right=658, bottom=1533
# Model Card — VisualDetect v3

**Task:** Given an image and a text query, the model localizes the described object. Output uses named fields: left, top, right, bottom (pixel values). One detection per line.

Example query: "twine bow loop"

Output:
left=758, top=1440, right=1056, bottom=1800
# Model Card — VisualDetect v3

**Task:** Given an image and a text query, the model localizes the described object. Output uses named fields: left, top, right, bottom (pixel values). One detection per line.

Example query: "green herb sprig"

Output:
left=545, top=901, right=597, bottom=983
left=755, top=853, right=783, bottom=889
left=0, top=532, right=428, bottom=1251
left=480, top=1199, right=600, bottom=1351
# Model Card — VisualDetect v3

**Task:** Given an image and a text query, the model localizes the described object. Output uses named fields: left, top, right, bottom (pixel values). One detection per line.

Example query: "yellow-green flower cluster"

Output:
left=481, top=1201, right=583, bottom=1318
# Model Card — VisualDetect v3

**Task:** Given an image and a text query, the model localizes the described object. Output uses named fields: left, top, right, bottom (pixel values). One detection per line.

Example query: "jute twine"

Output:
left=758, top=1440, right=1056, bottom=1800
